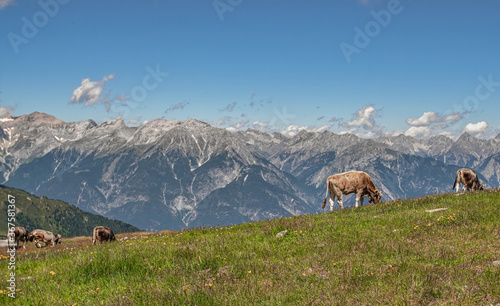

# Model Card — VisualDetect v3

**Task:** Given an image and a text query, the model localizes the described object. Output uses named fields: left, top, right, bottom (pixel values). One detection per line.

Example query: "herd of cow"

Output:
left=7, top=167, right=484, bottom=250
left=8, top=226, right=116, bottom=250
left=321, top=167, right=483, bottom=211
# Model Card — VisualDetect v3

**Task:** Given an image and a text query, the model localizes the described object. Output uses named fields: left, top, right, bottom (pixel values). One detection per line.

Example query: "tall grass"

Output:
left=1, top=190, right=499, bottom=305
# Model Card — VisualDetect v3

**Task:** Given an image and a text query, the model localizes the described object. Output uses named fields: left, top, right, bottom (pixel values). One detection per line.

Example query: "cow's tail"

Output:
left=322, top=180, right=329, bottom=209
left=452, top=170, right=460, bottom=191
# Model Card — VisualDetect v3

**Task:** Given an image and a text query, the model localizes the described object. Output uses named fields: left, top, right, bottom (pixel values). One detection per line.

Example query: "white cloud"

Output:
left=337, top=105, right=384, bottom=137
left=431, top=124, right=449, bottom=130
left=165, top=101, right=189, bottom=114
left=406, top=111, right=463, bottom=127
left=252, top=121, right=268, bottom=130
left=0, top=0, right=15, bottom=10
left=463, top=121, right=488, bottom=135
left=281, top=125, right=307, bottom=137
left=346, top=105, right=377, bottom=130
left=339, top=128, right=358, bottom=135
left=215, top=116, right=232, bottom=127
left=406, top=112, right=439, bottom=126
left=315, top=125, right=330, bottom=133
left=280, top=124, right=330, bottom=137
left=222, top=119, right=250, bottom=132
left=404, top=126, right=432, bottom=138
left=70, top=74, right=114, bottom=106
left=442, top=113, right=462, bottom=123
left=0, top=105, right=16, bottom=117
left=404, top=110, right=467, bottom=138
left=234, top=120, right=248, bottom=129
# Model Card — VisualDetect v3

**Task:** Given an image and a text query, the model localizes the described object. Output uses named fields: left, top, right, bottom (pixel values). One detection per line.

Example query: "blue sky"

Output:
left=1, top=0, right=500, bottom=139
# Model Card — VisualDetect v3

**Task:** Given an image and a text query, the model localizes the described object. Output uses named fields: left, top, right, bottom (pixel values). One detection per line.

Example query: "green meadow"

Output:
left=1, top=190, right=499, bottom=305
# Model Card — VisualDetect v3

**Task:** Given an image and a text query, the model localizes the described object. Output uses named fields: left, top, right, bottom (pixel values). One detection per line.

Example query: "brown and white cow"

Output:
left=28, top=229, right=62, bottom=248
left=322, top=171, right=382, bottom=211
left=92, top=226, right=116, bottom=245
left=453, top=168, right=484, bottom=192
left=12, top=226, right=29, bottom=249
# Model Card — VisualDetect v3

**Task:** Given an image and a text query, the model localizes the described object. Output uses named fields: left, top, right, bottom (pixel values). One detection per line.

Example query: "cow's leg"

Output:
left=456, top=184, right=460, bottom=192
left=360, top=196, right=364, bottom=206
left=338, top=194, right=344, bottom=209
left=355, top=191, right=363, bottom=208
left=328, top=188, right=335, bottom=212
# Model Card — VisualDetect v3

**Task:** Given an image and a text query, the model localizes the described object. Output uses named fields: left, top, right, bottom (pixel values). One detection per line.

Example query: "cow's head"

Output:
left=27, top=232, right=35, bottom=242
left=472, top=181, right=484, bottom=191
left=55, top=234, right=62, bottom=245
left=369, top=189, right=382, bottom=204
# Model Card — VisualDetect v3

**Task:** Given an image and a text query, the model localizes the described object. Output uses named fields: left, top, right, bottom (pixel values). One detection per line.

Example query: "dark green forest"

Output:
left=0, top=185, right=140, bottom=237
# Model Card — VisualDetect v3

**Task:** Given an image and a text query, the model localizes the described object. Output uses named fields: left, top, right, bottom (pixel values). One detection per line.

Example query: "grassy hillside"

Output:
left=0, top=185, right=140, bottom=237
left=1, top=190, right=499, bottom=304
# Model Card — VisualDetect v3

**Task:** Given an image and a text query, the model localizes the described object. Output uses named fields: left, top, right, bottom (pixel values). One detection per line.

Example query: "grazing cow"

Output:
left=13, top=226, right=29, bottom=249
left=453, top=168, right=484, bottom=192
left=92, top=226, right=116, bottom=245
left=28, top=229, right=62, bottom=248
left=322, top=171, right=382, bottom=211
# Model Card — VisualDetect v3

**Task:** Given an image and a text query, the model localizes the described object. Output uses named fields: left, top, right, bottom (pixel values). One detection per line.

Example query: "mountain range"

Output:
left=1, top=112, right=499, bottom=231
